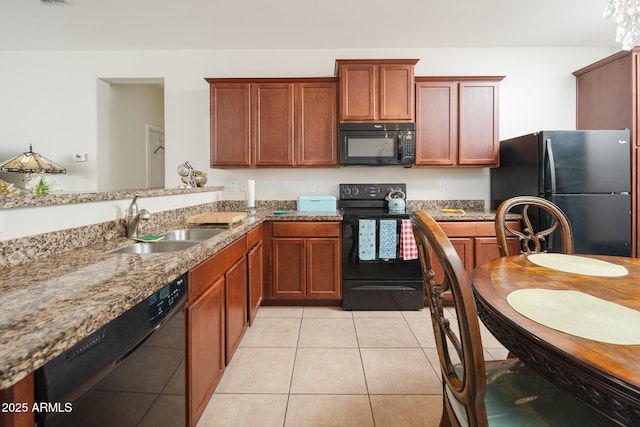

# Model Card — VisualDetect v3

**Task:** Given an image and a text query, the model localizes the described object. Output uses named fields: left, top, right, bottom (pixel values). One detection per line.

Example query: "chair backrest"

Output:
left=411, top=211, right=489, bottom=427
left=495, top=195, right=573, bottom=257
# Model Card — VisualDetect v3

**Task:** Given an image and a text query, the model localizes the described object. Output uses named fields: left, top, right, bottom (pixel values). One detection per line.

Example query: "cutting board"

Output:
left=186, top=211, right=247, bottom=224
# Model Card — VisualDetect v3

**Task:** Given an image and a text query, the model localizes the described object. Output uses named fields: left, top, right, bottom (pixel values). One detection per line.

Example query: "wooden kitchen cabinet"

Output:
left=270, top=222, right=341, bottom=300
left=415, top=77, right=503, bottom=167
left=272, top=238, right=306, bottom=297
left=428, top=220, right=519, bottom=305
left=206, top=78, right=338, bottom=168
left=253, top=83, right=295, bottom=166
left=296, top=82, right=338, bottom=166
left=186, top=235, right=247, bottom=426
left=225, top=256, right=248, bottom=362
left=335, top=59, right=418, bottom=122
left=431, top=220, right=520, bottom=281
left=573, top=49, right=639, bottom=256
left=0, top=373, right=35, bottom=427
left=208, top=82, right=251, bottom=167
left=247, top=225, right=264, bottom=326
left=186, top=272, right=225, bottom=427
left=474, top=237, right=518, bottom=266
left=307, top=238, right=341, bottom=297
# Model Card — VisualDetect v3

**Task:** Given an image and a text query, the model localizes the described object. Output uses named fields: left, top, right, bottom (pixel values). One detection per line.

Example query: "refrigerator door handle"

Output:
left=544, top=138, right=557, bottom=195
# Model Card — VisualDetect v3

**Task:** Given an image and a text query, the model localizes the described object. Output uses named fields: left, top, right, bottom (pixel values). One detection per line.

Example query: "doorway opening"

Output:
left=97, top=78, right=165, bottom=191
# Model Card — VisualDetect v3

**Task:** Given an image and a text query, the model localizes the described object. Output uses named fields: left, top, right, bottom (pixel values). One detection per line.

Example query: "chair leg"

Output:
left=440, top=412, right=453, bottom=427
left=440, top=394, right=456, bottom=427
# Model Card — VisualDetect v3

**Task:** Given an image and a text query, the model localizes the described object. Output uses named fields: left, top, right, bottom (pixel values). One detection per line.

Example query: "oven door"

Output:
left=341, top=215, right=421, bottom=280
left=340, top=131, right=400, bottom=165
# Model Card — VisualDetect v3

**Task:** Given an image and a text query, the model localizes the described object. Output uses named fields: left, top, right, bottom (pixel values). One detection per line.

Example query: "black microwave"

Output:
left=339, top=122, right=415, bottom=166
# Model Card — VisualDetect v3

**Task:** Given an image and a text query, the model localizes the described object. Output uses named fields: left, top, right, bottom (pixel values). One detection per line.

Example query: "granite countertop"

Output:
left=0, top=210, right=341, bottom=389
left=416, top=209, right=507, bottom=221
left=0, top=207, right=507, bottom=389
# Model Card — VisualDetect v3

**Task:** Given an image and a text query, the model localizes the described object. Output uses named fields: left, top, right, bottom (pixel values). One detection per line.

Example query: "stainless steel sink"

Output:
left=161, top=228, right=224, bottom=241
left=110, top=240, right=198, bottom=254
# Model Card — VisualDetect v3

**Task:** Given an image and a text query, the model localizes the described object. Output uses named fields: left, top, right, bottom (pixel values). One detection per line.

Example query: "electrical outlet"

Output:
left=240, top=181, right=247, bottom=192
left=439, top=179, right=447, bottom=192
left=229, top=181, right=237, bottom=192
left=309, top=181, right=316, bottom=193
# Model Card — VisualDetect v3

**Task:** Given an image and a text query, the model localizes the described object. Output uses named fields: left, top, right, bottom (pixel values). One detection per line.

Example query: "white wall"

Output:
left=0, top=47, right=617, bottom=240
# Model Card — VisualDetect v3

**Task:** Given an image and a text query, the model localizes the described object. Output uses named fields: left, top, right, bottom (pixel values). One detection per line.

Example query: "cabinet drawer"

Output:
left=189, top=236, right=247, bottom=301
left=272, top=221, right=340, bottom=238
left=438, top=220, right=520, bottom=237
left=247, top=224, right=264, bottom=248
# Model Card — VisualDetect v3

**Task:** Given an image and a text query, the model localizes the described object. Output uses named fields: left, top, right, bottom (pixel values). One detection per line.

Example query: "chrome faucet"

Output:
left=126, top=196, right=151, bottom=239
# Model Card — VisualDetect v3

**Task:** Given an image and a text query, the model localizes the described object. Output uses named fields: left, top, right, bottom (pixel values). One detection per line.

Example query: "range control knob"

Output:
left=352, top=187, right=360, bottom=196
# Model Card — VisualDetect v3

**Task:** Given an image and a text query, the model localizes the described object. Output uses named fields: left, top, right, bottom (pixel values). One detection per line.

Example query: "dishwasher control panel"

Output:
left=148, top=274, right=186, bottom=326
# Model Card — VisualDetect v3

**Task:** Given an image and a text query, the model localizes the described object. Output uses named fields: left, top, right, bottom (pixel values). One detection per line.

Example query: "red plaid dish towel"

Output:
left=399, top=219, right=418, bottom=260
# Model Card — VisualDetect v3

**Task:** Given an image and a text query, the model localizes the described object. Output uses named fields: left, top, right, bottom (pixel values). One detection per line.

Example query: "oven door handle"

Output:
left=353, top=284, right=419, bottom=291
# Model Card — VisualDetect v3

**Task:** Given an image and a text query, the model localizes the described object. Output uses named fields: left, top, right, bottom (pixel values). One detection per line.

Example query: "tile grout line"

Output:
left=349, top=311, right=379, bottom=426
left=204, top=306, right=505, bottom=426
left=281, top=310, right=304, bottom=427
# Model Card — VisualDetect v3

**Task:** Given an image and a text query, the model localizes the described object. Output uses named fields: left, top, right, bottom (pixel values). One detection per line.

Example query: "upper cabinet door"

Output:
left=458, top=81, right=500, bottom=166
left=379, top=64, right=415, bottom=121
left=209, top=83, right=251, bottom=167
left=415, top=81, right=458, bottom=166
left=252, top=83, right=295, bottom=166
left=296, top=82, right=338, bottom=166
left=339, top=64, right=376, bottom=121
left=414, top=76, right=503, bottom=167
left=336, top=59, right=418, bottom=122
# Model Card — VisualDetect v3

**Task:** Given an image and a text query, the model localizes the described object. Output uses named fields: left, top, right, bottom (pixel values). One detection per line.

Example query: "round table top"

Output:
left=471, top=254, right=640, bottom=392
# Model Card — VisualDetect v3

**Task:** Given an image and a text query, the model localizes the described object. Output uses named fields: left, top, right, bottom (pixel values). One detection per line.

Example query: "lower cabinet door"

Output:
left=186, top=275, right=225, bottom=427
left=306, top=238, right=341, bottom=298
left=429, top=237, right=474, bottom=283
left=474, top=236, right=520, bottom=267
left=272, top=238, right=306, bottom=298
left=247, top=240, right=264, bottom=326
left=225, top=257, right=248, bottom=363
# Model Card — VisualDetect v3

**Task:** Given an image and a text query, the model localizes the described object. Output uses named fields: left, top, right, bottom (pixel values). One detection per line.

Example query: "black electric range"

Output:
left=339, top=183, right=424, bottom=310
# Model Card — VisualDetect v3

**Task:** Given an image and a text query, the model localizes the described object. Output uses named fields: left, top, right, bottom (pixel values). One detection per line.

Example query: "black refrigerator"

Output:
left=490, top=130, right=631, bottom=256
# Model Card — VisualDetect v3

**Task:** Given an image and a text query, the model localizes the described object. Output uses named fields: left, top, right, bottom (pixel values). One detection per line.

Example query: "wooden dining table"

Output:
left=471, top=254, right=640, bottom=426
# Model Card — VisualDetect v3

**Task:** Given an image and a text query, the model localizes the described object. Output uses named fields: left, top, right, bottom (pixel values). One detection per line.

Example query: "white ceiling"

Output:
left=0, top=0, right=620, bottom=51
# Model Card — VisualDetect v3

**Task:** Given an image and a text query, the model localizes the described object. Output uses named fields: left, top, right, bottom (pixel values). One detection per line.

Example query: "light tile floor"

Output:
left=197, top=306, right=508, bottom=427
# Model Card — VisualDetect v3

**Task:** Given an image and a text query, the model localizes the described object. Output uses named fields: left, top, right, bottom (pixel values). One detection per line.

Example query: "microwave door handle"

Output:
left=397, top=134, right=402, bottom=162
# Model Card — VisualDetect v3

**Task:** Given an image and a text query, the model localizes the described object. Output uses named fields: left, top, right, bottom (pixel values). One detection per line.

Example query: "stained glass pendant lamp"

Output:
left=0, top=145, right=66, bottom=174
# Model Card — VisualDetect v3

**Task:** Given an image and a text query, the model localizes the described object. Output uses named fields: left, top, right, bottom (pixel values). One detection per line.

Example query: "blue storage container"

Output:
left=297, top=195, right=337, bottom=212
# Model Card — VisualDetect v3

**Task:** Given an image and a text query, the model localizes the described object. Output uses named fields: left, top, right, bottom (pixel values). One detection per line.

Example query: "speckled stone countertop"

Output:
left=0, top=210, right=342, bottom=389
left=418, top=209, right=515, bottom=221
left=0, top=204, right=510, bottom=389
left=0, top=186, right=224, bottom=209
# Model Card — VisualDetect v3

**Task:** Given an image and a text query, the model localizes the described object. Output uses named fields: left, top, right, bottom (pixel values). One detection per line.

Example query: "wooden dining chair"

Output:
left=495, top=195, right=573, bottom=257
left=410, top=210, right=616, bottom=427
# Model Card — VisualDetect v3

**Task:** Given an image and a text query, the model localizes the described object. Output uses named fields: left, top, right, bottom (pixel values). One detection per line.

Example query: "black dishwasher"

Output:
left=35, top=274, right=186, bottom=427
